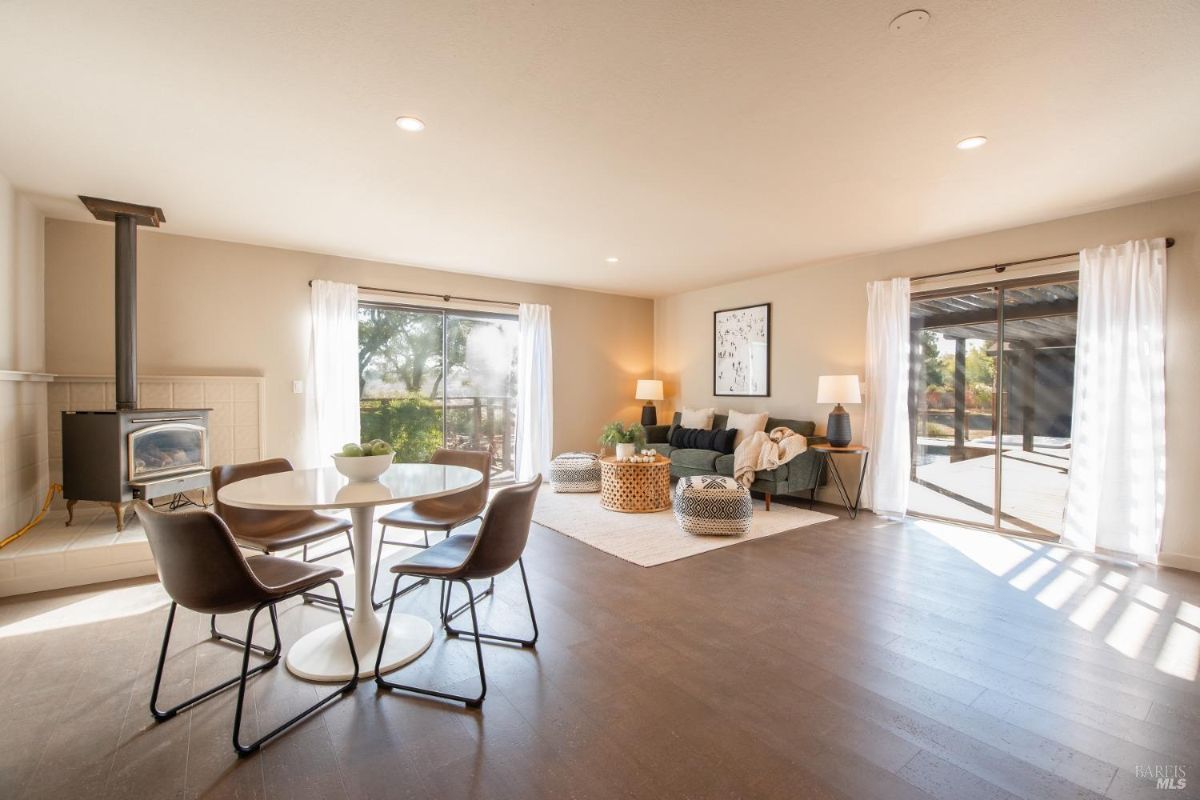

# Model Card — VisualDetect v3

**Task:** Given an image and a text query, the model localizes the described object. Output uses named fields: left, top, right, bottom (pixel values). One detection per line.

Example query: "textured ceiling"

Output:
left=1, top=0, right=1198, bottom=297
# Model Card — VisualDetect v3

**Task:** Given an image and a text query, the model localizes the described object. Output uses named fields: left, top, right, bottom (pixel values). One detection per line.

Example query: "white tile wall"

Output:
left=0, top=377, right=51, bottom=542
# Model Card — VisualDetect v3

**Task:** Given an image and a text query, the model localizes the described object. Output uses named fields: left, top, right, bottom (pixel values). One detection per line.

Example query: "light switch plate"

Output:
left=292, top=380, right=304, bottom=394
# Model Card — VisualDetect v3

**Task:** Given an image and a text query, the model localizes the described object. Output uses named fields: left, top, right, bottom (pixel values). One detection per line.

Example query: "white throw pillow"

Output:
left=725, top=410, right=769, bottom=448
left=679, top=407, right=716, bottom=430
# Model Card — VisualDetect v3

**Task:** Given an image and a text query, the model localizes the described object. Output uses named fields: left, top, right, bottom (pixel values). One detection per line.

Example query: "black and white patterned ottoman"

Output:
left=673, top=475, right=753, bottom=536
left=549, top=452, right=602, bottom=493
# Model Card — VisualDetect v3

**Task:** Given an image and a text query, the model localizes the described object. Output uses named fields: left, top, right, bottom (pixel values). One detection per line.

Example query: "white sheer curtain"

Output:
left=1063, top=239, right=1167, bottom=559
left=515, top=303, right=553, bottom=481
left=308, top=280, right=360, bottom=467
left=862, top=277, right=911, bottom=519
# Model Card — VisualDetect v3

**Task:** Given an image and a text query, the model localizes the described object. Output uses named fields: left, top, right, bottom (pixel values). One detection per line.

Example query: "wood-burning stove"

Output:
left=61, top=197, right=212, bottom=531
left=63, top=409, right=212, bottom=528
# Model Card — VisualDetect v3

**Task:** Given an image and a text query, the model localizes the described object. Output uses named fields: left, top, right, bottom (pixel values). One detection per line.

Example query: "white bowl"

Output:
left=331, top=452, right=393, bottom=482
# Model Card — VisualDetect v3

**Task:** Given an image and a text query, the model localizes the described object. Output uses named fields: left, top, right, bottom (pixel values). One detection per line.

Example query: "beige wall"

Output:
left=655, top=191, right=1200, bottom=570
left=0, top=171, right=50, bottom=537
left=0, top=175, right=44, bottom=373
left=43, top=220, right=654, bottom=466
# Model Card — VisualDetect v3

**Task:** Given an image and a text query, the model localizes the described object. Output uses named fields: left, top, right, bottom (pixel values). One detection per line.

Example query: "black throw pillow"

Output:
left=714, top=427, right=737, bottom=454
left=669, top=426, right=693, bottom=449
left=669, top=426, right=738, bottom=454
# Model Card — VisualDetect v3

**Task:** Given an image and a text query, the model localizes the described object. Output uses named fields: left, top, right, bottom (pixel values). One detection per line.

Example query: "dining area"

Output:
left=138, top=448, right=541, bottom=757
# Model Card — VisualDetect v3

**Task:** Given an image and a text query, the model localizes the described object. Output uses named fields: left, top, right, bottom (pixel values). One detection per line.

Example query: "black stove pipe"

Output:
left=114, top=213, right=137, bottom=410
left=78, top=196, right=164, bottom=410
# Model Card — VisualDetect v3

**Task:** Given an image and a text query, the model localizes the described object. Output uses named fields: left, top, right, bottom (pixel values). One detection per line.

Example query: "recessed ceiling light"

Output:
left=606, top=257, right=620, bottom=263
left=395, top=116, right=425, bottom=132
left=956, top=135, right=988, bottom=150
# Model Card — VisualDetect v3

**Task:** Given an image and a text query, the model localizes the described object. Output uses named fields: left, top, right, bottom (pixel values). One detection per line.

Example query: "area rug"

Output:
left=532, top=491, right=836, bottom=567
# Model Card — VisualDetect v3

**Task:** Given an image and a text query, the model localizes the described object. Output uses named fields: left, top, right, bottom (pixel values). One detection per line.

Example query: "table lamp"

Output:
left=636, top=379, right=664, bottom=426
left=817, top=375, right=861, bottom=448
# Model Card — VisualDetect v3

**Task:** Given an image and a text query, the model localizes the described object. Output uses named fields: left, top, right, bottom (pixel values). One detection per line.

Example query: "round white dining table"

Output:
left=217, top=463, right=483, bottom=682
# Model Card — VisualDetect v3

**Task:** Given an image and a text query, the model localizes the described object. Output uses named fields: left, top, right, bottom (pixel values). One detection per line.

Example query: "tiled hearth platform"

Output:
left=0, top=506, right=153, bottom=597
left=1, top=374, right=266, bottom=597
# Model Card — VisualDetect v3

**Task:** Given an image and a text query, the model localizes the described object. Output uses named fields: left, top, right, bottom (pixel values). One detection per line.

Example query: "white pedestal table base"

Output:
left=285, top=503, right=433, bottom=682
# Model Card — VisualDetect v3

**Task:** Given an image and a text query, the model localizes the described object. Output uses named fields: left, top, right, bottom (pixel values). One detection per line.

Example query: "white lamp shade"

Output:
left=817, top=375, right=861, bottom=404
left=635, top=379, right=664, bottom=401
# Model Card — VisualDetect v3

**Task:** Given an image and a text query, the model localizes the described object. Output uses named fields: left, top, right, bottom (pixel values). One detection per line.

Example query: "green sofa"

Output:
left=645, top=412, right=827, bottom=509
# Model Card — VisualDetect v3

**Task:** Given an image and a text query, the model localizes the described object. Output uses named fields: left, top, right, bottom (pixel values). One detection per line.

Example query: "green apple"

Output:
left=370, top=441, right=393, bottom=456
left=341, top=442, right=364, bottom=457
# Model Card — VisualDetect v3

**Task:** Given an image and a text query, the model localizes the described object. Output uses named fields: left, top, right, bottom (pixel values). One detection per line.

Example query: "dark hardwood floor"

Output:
left=2, top=507, right=1198, bottom=799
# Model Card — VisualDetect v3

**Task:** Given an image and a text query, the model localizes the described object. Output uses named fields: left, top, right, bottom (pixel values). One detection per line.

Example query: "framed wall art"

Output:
left=713, top=303, right=770, bottom=397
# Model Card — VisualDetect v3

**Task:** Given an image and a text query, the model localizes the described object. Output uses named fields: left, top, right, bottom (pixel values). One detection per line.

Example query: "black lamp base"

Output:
left=826, top=405, right=852, bottom=448
left=640, top=403, right=657, bottom=427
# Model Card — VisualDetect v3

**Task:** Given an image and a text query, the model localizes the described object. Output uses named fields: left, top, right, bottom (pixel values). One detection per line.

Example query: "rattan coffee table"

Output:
left=599, top=455, right=671, bottom=513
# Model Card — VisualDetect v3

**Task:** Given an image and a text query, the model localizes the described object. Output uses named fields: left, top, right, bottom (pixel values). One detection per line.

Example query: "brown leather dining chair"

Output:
left=369, top=448, right=493, bottom=611
left=137, top=502, right=357, bottom=756
left=375, top=475, right=541, bottom=708
left=211, top=458, right=354, bottom=653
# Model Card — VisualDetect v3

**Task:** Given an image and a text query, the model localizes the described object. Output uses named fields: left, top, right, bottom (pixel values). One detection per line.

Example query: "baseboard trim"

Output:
left=1155, top=551, right=1200, bottom=574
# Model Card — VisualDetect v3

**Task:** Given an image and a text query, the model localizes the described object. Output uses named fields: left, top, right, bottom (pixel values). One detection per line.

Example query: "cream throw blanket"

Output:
left=733, top=427, right=808, bottom=488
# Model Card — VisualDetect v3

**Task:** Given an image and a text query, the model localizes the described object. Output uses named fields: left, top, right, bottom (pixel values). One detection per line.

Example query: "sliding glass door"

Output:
left=996, top=284, right=1077, bottom=536
left=909, top=289, right=1000, bottom=529
left=358, top=303, right=518, bottom=482
left=908, top=276, right=1078, bottom=538
left=444, top=313, right=518, bottom=479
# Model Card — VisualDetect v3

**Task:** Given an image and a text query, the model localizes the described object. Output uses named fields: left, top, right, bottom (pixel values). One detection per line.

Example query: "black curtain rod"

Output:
left=307, top=281, right=521, bottom=308
left=912, top=237, right=1175, bottom=283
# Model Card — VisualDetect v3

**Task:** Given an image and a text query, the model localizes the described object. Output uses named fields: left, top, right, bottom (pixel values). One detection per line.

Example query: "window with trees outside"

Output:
left=358, top=303, right=518, bottom=482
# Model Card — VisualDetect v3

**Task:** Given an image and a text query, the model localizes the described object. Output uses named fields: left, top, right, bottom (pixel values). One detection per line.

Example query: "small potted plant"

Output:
left=599, top=421, right=646, bottom=460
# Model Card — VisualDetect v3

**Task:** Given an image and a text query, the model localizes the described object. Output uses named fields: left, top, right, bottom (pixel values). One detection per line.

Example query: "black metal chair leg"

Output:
left=443, top=577, right=495, bottom=623
left=302, top=534, right=356, bottom=612
left=518, top=559, right=539, bottom=645
left=369, top=525, right=431, bottom=610
left=445, top=559, right=538, bottom=647
left=151, top=602, right=280, bottom=721
left=376, top=578, right=487, bottom=707
left=232, top=581, right=358, bottom=756
left=209, top=604, right=281, bottom=657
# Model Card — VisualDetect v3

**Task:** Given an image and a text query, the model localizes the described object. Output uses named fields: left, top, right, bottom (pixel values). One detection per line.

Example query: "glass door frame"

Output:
left=909, top=269, right=1079, bottom=537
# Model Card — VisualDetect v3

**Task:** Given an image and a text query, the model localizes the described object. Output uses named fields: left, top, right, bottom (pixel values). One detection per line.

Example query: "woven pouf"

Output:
left=673, top=475, right=753, bottom=536
left=549, top=452, right=602, bottom=493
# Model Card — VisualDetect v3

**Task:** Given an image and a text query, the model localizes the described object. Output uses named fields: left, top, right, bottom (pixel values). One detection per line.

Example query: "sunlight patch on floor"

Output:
left=1035, top=567, right=1088, bottom=610
left=1103, top=571, right=1130, bottom=590
left=1009, top=556, right=1056, bottom=591
left=1136, top=584, right=1168, bottom=610
left=917, top=519, right=1032, bottom=576
left=0, top=582, right=169, bottom=639
left=1178, top=601, right=1200, bottom=627
left=1155, top=621, right=1200, bottom=681
left=915, top=519, right=1198, bottom=681
left=1068, top=580, right=1121, bottom=631
left=1104, top=600, right=1158, bottom=659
